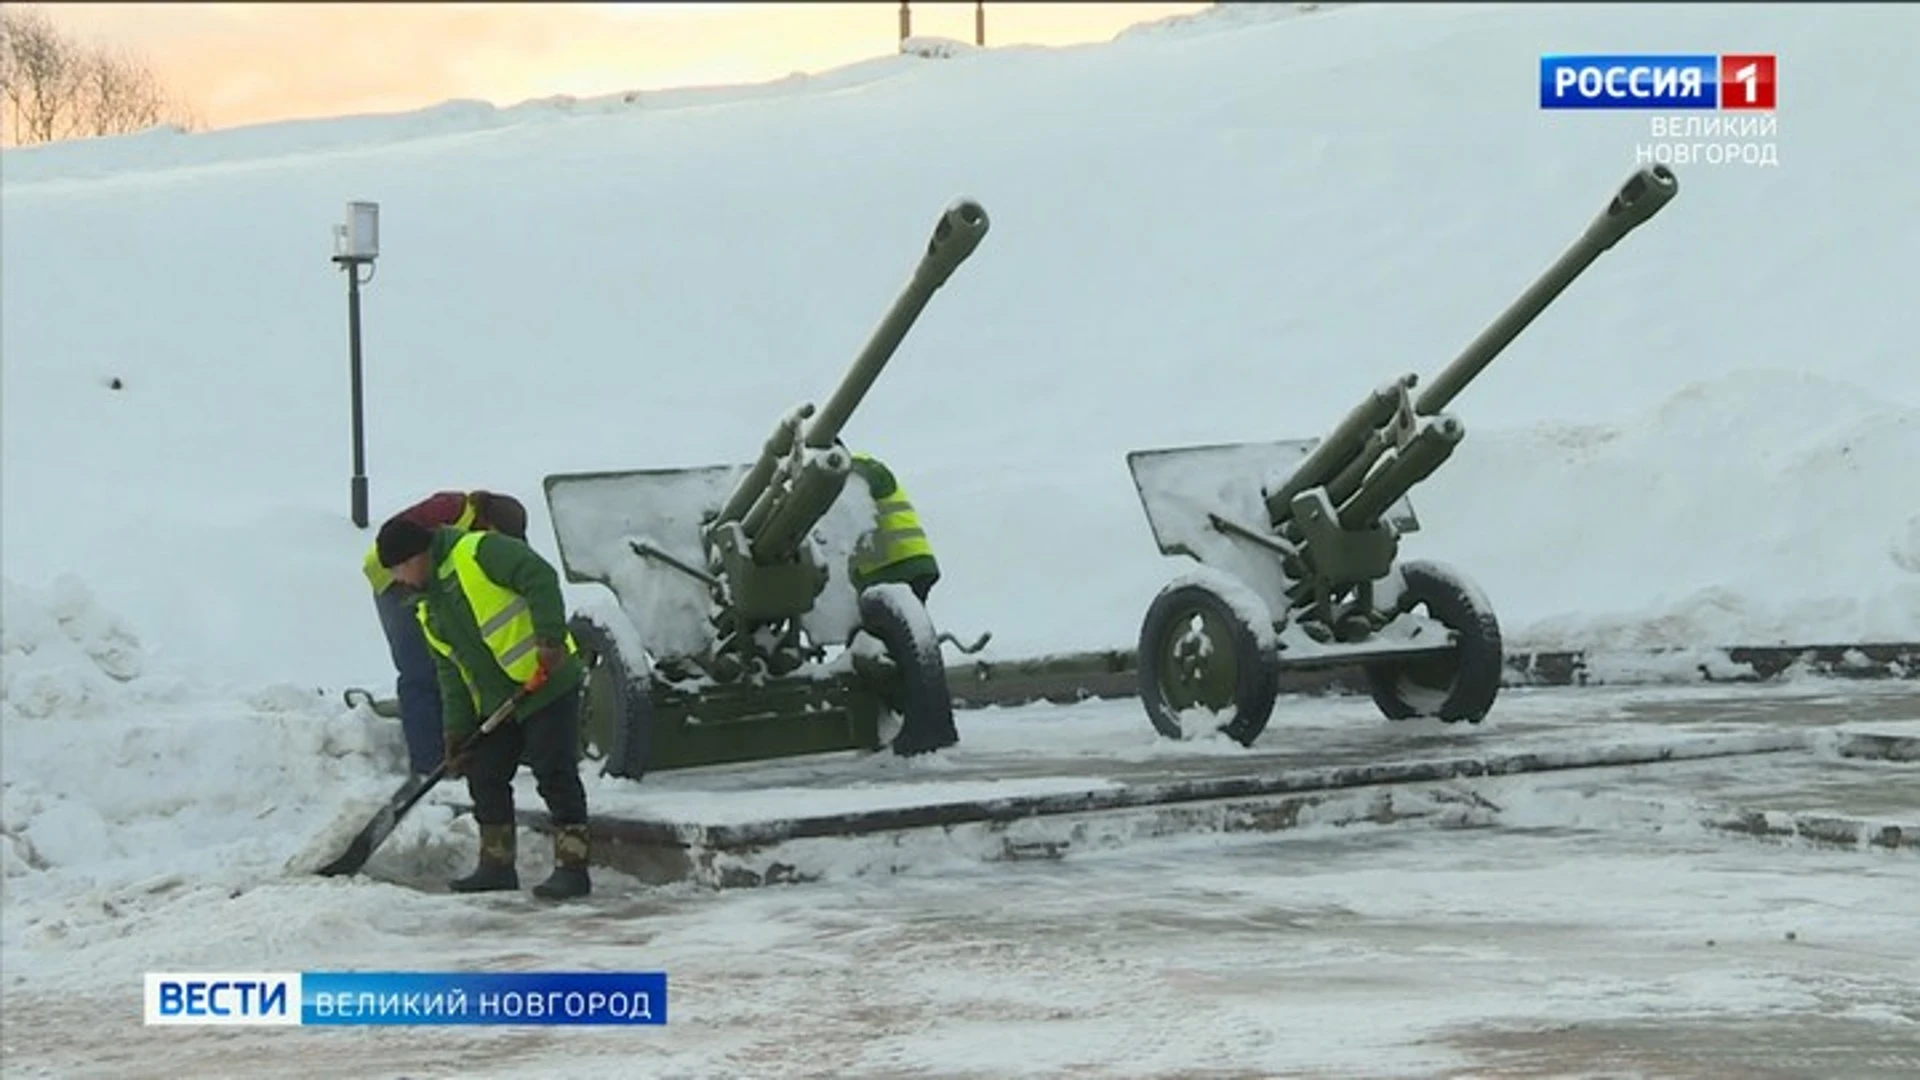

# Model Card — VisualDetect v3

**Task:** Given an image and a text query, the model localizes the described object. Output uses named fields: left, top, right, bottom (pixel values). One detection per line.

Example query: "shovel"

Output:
left=316, top=688, right=528, bottom=878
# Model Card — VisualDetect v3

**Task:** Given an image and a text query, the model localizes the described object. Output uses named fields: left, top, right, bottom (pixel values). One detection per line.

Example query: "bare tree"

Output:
left=82, top=47, right=165, bottom=136
left=1, top=6, right=85, bottom=144
left=1, top=5, right=196, bottom=146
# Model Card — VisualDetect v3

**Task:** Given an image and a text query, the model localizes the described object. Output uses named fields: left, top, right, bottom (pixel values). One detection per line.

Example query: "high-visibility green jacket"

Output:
left=848, top=452, right=939, bottom=590
left=413, top=527, right=583, bottom=740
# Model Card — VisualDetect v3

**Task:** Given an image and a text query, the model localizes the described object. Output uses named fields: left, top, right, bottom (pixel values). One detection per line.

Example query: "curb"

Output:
left=506, top=730, right=1834, bottom=888
left=345, top=643, right=1920, bottom=718
left=949, top=642, right=1920, bottom=708
left=493, top=728, right=1920, bottom=887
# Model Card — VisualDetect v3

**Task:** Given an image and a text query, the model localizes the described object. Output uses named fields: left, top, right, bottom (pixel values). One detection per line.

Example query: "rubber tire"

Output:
left=1137, top=579, right=1278, bottom=748
left=1363, top=560, right=1503, bottom=724
left=568, top=613, right=655, bottom=781
left=858, top=585, right=957, bottom=757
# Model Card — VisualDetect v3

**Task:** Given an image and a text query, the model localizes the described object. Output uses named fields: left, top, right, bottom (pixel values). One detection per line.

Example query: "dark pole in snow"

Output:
left=334, top=255, right=371, bottom=528
left=976, top=2, right=984, bottom=46
left=347, top=263, right=368, bottom=528
left=899, top=2, right=911, bottom=46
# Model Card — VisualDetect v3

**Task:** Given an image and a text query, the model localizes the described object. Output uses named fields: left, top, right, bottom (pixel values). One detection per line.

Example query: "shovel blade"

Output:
left=315, top=773, right=432, bottom=877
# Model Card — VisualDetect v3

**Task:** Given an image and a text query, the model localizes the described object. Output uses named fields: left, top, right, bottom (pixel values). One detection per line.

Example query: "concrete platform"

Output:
left=486, top=680, right=1920, bottom=888
left=1833, top=718, right=1920, bottom=762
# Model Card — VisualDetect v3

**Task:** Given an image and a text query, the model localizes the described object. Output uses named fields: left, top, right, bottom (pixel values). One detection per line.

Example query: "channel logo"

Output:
left=145, top=973, right=301, bottom=1026
left=144, top=970, right=668, bottom=1027
left=1540, top=54, right=1776, bottom=110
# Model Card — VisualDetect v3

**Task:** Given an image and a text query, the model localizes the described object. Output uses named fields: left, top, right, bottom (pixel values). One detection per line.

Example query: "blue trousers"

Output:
left=374, top=586, right=444, bottom=775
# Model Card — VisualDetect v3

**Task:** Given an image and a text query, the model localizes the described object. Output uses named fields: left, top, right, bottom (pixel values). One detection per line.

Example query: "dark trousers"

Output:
left=374, top=586, right=443, bottom=775
left=465, top=688, right=589, bottom=829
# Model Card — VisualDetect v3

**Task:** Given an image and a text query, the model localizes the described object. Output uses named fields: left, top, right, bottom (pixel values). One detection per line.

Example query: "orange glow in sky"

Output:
left=35, top=3, right=1213, bottom=133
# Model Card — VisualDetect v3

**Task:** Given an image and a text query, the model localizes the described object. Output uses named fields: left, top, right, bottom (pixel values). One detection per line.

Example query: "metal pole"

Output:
left=346, top=261, right=369, bottom=528
left=899, top=2, right=910, bottom=45
left=975, top=2, right=984, bottom=46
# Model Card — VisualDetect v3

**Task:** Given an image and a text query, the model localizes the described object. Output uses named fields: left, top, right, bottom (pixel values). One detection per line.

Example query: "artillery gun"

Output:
left=1125, top=166, right=1679, bottom=745
left=545, top=199, right=990, bottom=780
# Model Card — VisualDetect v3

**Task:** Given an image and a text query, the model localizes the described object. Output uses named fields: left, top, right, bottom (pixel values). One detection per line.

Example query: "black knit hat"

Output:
left=376, top=518, right=433, bottom=568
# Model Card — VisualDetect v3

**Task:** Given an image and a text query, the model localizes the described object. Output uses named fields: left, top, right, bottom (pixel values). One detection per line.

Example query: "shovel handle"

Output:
left=447, top=689, right=530, bottom=766
left=477, top=689, right=527, bottom=736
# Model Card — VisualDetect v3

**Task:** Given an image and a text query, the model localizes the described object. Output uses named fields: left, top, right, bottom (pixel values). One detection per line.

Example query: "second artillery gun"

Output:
left=1125, top=165, right=1680, bottom=745
left=544, top=200, right=990, bottom=781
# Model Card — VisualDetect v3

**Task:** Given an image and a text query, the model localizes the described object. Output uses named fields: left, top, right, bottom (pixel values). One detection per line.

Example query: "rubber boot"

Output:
left=450, top=823, right=519, bottom=893
left=532, top=824, right=591, bottom=901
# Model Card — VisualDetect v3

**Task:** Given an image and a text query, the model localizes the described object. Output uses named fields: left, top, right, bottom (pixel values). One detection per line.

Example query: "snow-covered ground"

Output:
left=4, top=1, right=1919, bottom=1075
left=5, top=574, right=1918, bottom=1076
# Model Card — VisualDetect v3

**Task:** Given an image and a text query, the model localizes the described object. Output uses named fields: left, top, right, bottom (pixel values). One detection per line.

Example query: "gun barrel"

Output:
left=802, top=199, right=990, bottom=450
left=1412, top=164, right=1678, bottom=418
left=715, top=404, right=813, bottom=529
left=1265, top=374, right=1415, bottom=525
left=1322, top=426, right=1394, bottom=512
left=1337, top=415, right=1464, bottom=529
left=751, top=445, right=854, bottom=562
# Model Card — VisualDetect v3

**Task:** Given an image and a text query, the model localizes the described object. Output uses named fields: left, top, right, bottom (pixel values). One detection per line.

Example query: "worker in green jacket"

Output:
left=375, top=517, right=591, bottom=900
left=847, top=450, right=940, bottom=601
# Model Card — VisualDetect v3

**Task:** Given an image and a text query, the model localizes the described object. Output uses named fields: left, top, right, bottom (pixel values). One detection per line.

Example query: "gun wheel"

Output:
left=858, top=584, right=958, bottom=756
left=1363, top=560, right=1502, bottom=724
left=1137, top=574, right=1278, bottom=747
left=569, top=613, right=657, bottom=781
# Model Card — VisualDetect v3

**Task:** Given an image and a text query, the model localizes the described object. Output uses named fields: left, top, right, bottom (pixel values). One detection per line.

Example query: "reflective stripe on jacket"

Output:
left=850, top=453, right=934, bottom=582
left=417, top=531, right=573, bottom=712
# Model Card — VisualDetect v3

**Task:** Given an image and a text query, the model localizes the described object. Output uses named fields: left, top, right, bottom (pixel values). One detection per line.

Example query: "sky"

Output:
left=35, top=2, right=1213, bottom=133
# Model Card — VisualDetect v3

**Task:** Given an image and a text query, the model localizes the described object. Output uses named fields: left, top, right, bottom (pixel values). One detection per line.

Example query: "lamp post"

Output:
left=899, top=2, right=910, bottom=45
left=330, top=200, right=380, bottom=528
left=976, top=2, right=985, bottom=46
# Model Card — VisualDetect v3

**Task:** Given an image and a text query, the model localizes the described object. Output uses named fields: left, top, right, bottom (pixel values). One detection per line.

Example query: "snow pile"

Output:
left=0, top=577, right=421, bottom=926
left=1, top=575, right=152, bottom=725
left=1418, top=370, right=1920, bottom=653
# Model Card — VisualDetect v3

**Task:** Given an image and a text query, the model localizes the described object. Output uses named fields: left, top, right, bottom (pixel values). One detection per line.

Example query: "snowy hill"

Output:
left=4, top=0, right=1917, bottom=696
left=4, top=5, right=1920, bottom=1072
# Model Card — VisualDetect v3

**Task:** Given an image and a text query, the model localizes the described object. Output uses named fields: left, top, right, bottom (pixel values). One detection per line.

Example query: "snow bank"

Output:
left=0, top=577, right=433, bottom=954
left=1, top=575, right=151, bottom=722
left=0, top=57, right=930, bottom=188
left=1419, top=370, right=1920, bottom=652
left=1118, top=1, right=1349, bottom=41
left=3, top=3, right=1917, bottom=688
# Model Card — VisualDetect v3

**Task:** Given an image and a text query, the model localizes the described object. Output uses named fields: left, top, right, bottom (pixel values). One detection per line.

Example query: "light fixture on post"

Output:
left=330, top=200, right=379, bottom=528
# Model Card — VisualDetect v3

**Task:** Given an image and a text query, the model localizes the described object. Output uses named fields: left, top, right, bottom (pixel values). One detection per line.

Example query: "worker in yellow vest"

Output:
left=364, top=490, right=527, bottom=778
left=373, top=516, right=591, bottom=901
left=847, top=450, right=940, bottom=601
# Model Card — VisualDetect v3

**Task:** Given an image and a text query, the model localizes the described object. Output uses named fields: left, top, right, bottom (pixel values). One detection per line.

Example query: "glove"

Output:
left=442, top=730, right=470, bottom=778
left=527, top=641, right=568, bottom=691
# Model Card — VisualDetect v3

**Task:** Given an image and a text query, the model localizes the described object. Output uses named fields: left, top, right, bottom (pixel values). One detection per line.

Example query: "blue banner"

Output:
left=300, top=971, right=667, bottom=1026
left=1540, top=54, right=1719, bottom=110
